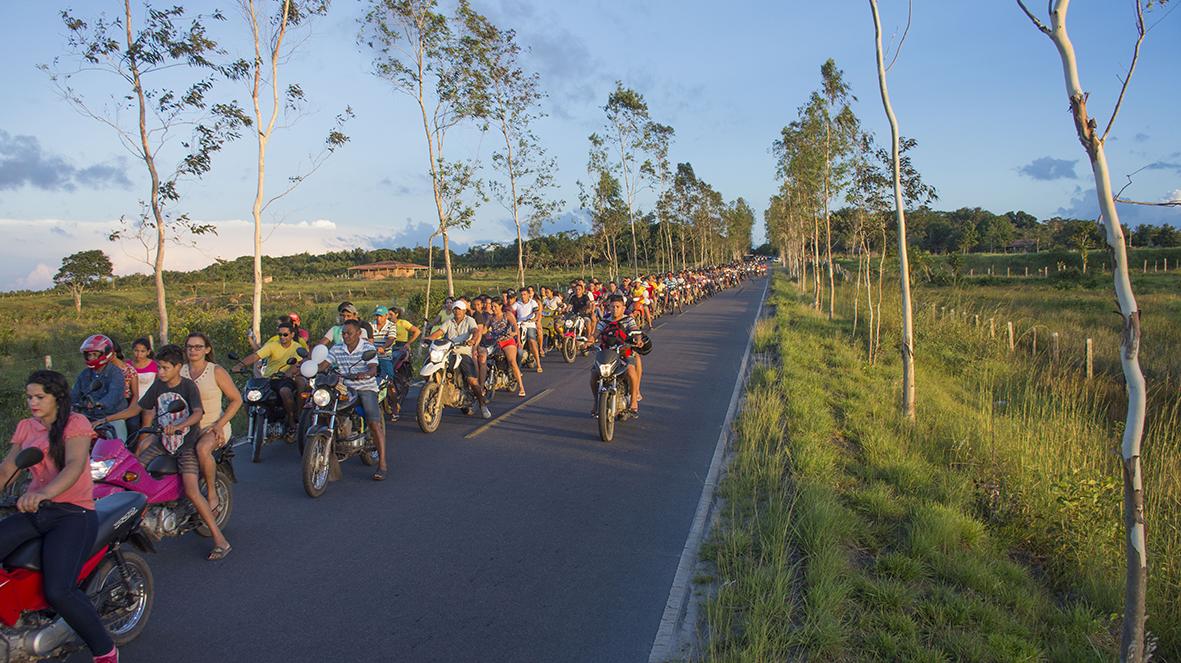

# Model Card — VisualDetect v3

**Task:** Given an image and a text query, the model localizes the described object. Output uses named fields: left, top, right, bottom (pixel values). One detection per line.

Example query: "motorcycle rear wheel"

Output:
left=89, top=550, right=153, bottom=645
left=303, top=433, right=331, bottom=497
left=417, top=380, right=443, bottom=434
left=598, top=391, right=616, bottom=443
left=250, top=412, right=267, bottom=463
left=563, top=337, right=576, bottom=363
left=195, top=469, right=233, bottom=537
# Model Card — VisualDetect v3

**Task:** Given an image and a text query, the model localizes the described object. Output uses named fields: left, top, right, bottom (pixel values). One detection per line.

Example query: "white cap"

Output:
left=452, top=300, right=468, bottom=311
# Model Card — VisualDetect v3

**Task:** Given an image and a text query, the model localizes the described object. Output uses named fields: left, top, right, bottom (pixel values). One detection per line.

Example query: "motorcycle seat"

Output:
left=3, top=492, right=147, bottom=571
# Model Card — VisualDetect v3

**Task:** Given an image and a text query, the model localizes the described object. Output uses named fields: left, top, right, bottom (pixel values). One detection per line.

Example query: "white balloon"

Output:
left=310, top=344, right=329, bottom=363
left=300, top=360, right=318, bottom=379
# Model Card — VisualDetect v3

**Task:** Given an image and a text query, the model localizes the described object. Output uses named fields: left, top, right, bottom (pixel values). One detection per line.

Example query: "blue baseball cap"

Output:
left=373, top=305, right=389, bottom=316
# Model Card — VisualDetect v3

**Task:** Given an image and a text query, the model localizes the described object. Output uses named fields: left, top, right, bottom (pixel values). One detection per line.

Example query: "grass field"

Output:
left=701, top=272, right=1180, bottom=661
left=0, top=267, right=592, bottom=435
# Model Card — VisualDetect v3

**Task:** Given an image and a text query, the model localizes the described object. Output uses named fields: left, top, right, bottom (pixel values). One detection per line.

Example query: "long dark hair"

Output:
left=185, top=332, right=214, bottom=361
left=132, top=337, right=154, bottom=359
left=26, top=370, right=71, bottom=469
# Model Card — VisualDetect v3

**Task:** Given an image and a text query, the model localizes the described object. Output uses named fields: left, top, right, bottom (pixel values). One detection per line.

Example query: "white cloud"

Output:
left=0, top=217, right=374, bottom=291
left=16, top=263, right=53, bottom=290
left=1164, top=189, right=1181, bottom=204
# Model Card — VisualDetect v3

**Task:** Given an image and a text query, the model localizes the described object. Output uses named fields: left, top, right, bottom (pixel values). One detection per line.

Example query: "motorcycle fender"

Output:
left=420, top=362, right=445, bottom=378
left=218, top=459, right=238, bottom=484
left=306, top=424, right=332, bottom=439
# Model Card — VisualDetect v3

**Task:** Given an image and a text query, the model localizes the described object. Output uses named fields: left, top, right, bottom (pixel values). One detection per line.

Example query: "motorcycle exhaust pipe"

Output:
left=22, top=615, right=78, bottom=657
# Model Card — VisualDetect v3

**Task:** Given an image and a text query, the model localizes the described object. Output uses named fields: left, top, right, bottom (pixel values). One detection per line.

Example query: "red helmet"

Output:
left=287, top=312, right=302, bottom=327
left=80, top=334, right=115, bottom=370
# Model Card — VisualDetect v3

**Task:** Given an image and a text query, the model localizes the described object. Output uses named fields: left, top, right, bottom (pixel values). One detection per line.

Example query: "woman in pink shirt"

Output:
left=0, top=370, right=119, bottom=663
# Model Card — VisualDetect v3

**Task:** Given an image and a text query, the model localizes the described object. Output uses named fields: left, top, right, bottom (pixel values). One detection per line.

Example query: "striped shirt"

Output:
left=327, top=340, right=379, bottom=393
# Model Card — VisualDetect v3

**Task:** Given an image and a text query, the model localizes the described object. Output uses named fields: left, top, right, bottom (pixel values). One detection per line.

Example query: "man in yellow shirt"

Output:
left=231, top=320, right=307, bottom=428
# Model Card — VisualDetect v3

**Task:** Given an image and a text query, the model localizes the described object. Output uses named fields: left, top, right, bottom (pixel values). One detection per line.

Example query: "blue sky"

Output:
left=0, top=0, right=1178, bottom=290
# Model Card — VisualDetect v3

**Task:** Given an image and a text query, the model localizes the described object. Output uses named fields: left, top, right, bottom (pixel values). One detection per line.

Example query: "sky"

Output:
left=0, top=0, right=1178, bottom=291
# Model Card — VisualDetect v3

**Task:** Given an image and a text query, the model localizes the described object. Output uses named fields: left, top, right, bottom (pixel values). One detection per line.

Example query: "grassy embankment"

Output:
left=700, top=272, right=1180, bottom=661
left=0, top=268, right=589, bottom=436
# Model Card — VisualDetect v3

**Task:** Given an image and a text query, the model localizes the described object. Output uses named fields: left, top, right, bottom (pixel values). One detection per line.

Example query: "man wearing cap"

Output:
left=371, top=306, right=398, bottom=384
left=318, top=301, right=373, bottom=347
left=427, top=299, right=490, bottom=419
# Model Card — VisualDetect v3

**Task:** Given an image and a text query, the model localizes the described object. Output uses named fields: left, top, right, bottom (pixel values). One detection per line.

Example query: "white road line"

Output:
left=648, top=276, right=769, bottom=663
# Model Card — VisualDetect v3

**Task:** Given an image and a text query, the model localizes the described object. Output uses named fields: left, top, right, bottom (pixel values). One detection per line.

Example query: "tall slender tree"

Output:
left=363, top=0, right=484, bottom=297
left=455, top=2, right=561, bottom=288
left=239, top=0, right=351, bottom=340
left=1016, top=2, right=1166, bottom=659
left=45, top=2, right=249, bottom=342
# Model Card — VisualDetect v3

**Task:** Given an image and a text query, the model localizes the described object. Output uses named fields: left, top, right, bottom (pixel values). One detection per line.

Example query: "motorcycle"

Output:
left=415, top=339, right=479, bottom=434
left=482, top=343, right=520, bottom=400
left=560, top=312, right=589, bottom=364
left=1, top=448, right=155, bottom=662
left=298, top=348, right=382, bottom=498
left=89, top=401, right=235, bottom=541
left=228, top=353, right=301, bottom=463
left=592, top=331, right=650, bottom=443
left=377, top=344, right=413, bottom=421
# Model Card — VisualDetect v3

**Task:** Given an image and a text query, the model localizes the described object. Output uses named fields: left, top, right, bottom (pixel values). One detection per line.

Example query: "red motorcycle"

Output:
left=0, top=448, right=156, bottom=662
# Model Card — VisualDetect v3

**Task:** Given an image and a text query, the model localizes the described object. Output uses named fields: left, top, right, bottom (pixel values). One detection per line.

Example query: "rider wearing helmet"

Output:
left=71, top=335, right=129, bottom=442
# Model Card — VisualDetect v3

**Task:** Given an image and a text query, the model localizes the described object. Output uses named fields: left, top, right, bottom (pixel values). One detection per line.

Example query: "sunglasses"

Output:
left=277, top=332, right=292, bottom=337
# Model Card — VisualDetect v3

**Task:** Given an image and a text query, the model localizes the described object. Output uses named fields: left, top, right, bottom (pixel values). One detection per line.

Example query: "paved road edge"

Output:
left=648, top=276, right=770, bottom=663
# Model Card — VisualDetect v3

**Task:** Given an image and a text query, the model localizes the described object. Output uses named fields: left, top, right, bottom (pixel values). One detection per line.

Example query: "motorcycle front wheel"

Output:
left=296, top=409, right=312, bottom=456
left=195, top=468, right=233, bottom=536
left=597, top=390, right=616, bottom=443
left=89, top=550, right=154, bottom=646
left=250, top=412, right=267, bottom=463
left=417, top=380, right=443, bottom=433
left=303, top=433, right=332, bottom=497
left=563, top=337, right=576, bottom=363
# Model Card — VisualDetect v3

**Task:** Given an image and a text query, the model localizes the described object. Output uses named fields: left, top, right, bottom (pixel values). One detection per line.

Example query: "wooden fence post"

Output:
left=43, top=355, right=52, bottom=369
left=1143, top=259, right=1148, bottom=273
left=1031, top=327, right=1037, bottom=356
left=1006, top=266, right=1011, bottom=277
left=970, top=268, right=974, bottom=277
left=1051, top=332, right=1059, bottom=363
left=1025, top=266, right=1029, bottom=277
left=930, top=302, right=936, bottom=319
left=973, top=314, right=980, bottom=328
left=1085, top=338, right=1093, bottom=379
left=989, top=317, right=995, bottom=339
left=1007, top=321, right=1014, bottom=353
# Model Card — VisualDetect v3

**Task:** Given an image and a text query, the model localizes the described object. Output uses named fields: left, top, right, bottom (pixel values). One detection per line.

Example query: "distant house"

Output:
left=1006, top=239, right=1039, bottom=253
left=348, top=261, right=429, bottom=279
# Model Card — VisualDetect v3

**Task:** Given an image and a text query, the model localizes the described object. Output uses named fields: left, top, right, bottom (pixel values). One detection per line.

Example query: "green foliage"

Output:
left=54, top=250, right=113, bottom=292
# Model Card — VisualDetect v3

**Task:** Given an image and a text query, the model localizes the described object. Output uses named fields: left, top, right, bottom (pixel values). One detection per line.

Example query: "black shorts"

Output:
left=271, top=375, right=297, bottom=394
left=139, top=438, right=199, bottom=476
left=457, top=354, right=478, bottom=381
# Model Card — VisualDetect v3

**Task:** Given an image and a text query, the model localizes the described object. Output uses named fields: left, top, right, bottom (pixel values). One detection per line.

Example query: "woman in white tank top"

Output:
left=181, top=332, right=243, bottom=515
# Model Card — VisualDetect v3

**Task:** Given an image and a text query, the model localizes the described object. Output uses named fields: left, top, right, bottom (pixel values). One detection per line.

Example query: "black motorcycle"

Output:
left=482, top=343, right=519, bottom=400
left=229, top=354, right=300, bottom=463
left=300, top=349, right=382, bottom=498
left=592, top=331, right=651, bottom=443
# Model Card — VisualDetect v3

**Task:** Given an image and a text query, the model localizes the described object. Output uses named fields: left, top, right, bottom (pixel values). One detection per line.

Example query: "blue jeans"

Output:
left=377, top=357, right=396, bottom=382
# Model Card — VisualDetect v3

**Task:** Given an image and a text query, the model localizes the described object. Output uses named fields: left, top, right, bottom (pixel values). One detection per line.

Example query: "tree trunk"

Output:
left=824, top=121, right=836, bottom=320
left=871, top=0, right=916, bottom=417
left=1034, top=3, right=1148, bottom=658
left=73, top=288, right=82, bottom=314
left=125, top=0, right=169, bottom=343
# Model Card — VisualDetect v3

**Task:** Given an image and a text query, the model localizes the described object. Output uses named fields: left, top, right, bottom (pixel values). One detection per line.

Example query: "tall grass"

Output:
left=702, top=271, right=1181, bottom=661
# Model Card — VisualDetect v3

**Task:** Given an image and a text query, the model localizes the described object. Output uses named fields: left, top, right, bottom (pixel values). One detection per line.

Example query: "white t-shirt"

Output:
left=512, top=300, right=540, bottom=328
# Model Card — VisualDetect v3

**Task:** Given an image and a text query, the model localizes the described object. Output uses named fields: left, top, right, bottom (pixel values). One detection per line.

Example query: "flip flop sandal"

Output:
left=207, top=545, right=232, bottom=561
left=373, top=470, right=387, bottom=481
left=518, top=390, right=527, bottom=397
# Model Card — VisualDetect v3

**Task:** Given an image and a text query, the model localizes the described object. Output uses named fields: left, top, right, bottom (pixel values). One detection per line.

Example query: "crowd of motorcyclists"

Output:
left=0, top=259, right=766, bottom=662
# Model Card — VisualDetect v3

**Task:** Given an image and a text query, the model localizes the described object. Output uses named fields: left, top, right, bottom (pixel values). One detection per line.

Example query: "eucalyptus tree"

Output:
left=818, top=59, right=860, bottom=319
left=723, top=198, right=755, bottom=261
left=773, top=102, right=826, bottom=309
left=363, top=0, right=485, bottom=296
left=238, top=0, right=351, bottom=340
left=455, top=1, right=561, bottom=288
left=1016, top=2, right=1168, bottom=658
left=44, top=2, right=250, bottom=343
left=579, top=169, right=627, bottom=280
left=643, top=123, right=675, bottom=272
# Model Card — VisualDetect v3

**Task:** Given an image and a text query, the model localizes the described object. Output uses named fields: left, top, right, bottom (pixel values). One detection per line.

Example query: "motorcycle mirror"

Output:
left=296, top=347, right=309, bottom=358
left=13, top=447, right=44, bottom=470
left=310, top=344, right=329, bottom=364
left=300, top=360, right=319, bottom=379
left=166, top=400, right=187, bottom=414
left=287, top=357, right=299, bottom=365
left=361, top=349, right=378, bottom=361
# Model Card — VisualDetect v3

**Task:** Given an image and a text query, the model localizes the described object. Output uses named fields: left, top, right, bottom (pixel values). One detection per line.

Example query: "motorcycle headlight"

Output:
left=564, top=320, right=574, bottom=328
left=598, top=362, right=614, bottom=377
left=246, top=389, right=263, bottom=402
left=430, top=348, right=445, bottom=363
left=312, top=388, right=332, bottom=407
left=90, top=458, right=116, bottom=481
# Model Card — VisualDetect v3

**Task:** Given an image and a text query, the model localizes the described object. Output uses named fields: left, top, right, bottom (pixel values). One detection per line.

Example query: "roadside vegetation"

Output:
left=701, top=273, right=1180, bottom=661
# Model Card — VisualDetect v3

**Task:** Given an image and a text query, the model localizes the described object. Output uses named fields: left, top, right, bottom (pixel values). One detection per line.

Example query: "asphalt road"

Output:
left=91, top=277, right=766, bottom=663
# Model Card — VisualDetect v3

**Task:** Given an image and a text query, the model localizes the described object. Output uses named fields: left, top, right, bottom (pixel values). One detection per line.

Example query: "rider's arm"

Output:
left=213, top=366, right=243, bottom=427
left=96, top=367, right=125, bottom=415
left=102, top=400, right=142, bottom=423
left=233, top=349, right=262, bottom=371
left=406, top=323, right=422, bottom=344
